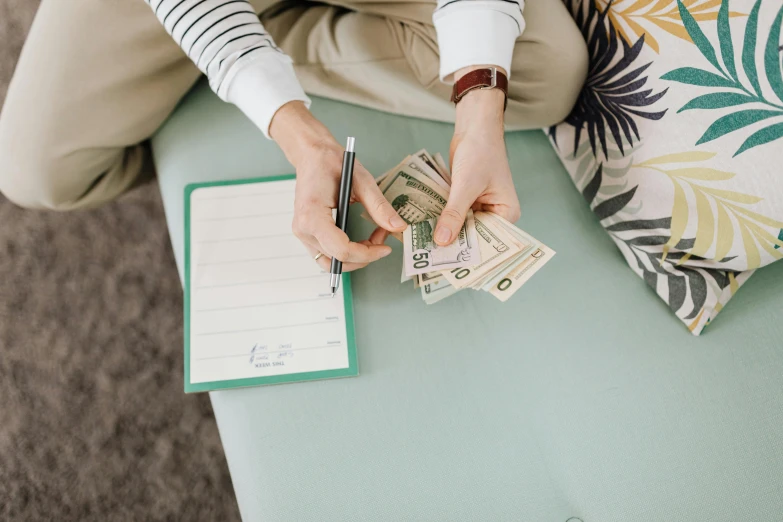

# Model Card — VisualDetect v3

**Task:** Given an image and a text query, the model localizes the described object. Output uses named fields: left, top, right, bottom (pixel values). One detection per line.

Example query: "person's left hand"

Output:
left=433, top=67, right=521, bottom=246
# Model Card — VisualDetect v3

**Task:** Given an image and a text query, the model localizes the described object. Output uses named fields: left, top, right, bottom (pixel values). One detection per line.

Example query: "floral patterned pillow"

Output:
left=549, top=0, right=783, bottom=334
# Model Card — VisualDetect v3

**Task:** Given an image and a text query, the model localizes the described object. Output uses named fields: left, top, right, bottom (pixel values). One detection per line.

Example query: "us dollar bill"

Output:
left=433, top=152, right=451, bottom=184
left=421, top=280, right=459, bottom=305
left=489, top=245, right=555, bottom=301
left=440, top=212, right=522, bottom=289
left=401, top=263, right=413, bottom=283
left=406, top=155, right=451, bottom=190
left=378, top=165, right=449, bottom=225
left=412, top=149, right=450, bottom=184
left=403, top=210, right=479, bottom=276
left=374, top=159, right=403, bottom=187
left=415, top=270, right=443, bottom=288
left=470, top=212, right=537, bottom=290
left=363, top=163, right=449, bottom=229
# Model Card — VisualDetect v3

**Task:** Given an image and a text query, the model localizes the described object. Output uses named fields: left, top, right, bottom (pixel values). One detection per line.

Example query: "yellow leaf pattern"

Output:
left=739, top=222, right=761, bottom=269
left=664, top=167, right=734, bottom=180
left=758, top=236, right=783, bottom=260
left=725, top=204, right=783, bottom=229
left=635, top=151, right=783, bottom=267
left=637, top=151, right=715, bottom=165
left=595, top=0, right=745, bottom=53
left=687, top=308, right=706, bottom=332
left=691, top=188, right=714, bottom=257
left=698, top=187, right=763, bottom=204
left=664, top=180, right=690, bottom=261
left=714, top=204, right=733, bottom=261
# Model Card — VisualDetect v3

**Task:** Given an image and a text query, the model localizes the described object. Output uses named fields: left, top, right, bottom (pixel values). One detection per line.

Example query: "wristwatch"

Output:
left=450, top=67, right=509, bottom=111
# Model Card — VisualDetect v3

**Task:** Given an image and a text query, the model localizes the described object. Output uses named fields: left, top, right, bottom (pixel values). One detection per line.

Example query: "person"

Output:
left=0, top=0, right=587, bottom=272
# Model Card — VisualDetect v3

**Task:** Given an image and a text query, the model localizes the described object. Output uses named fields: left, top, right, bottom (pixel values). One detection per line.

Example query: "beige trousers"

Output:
left=0, top=0, right=587, bottom=210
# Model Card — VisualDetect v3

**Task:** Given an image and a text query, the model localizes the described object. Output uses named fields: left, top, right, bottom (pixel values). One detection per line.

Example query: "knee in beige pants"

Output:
left=0, top=0, right=199, bottom=211
left=0, top=115, right=146, bottom=211
left=505, top=4, right=589, bottom=130
left=0, top=119, right=76, bottom=210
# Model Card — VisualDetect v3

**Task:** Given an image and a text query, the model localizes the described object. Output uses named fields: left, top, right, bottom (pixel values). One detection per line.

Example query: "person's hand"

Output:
left=433, top=66, right=521, bottom=246
left=270, top=101, right=407, bottom=271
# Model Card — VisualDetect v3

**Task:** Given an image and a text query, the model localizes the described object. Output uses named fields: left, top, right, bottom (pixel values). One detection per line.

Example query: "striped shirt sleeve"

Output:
left=433, top=0, right=525, bottom=82
left=145, top=0, right=310, bottom=138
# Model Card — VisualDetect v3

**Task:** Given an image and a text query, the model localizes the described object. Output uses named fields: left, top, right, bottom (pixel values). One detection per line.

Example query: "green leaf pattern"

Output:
left=742, top=1, right=762, bottom=96
left=718, top=0, right=737, bottom=80
left=696, top=109, right=782, bottom=145
left=677, top=1, right=722, bottom=72
left=662, top=0, right=783, bottom=155
left=764, top=7, right=783, bottom=102
left=735, top=121, right=783, bottom=156
left=677, top=92, right=753, bottom=112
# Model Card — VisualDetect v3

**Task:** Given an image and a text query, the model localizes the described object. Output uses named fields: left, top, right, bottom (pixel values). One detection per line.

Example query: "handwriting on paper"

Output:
left=249, top=344, right=270, bottom=366
left=249, top=343, right=295, bottom=368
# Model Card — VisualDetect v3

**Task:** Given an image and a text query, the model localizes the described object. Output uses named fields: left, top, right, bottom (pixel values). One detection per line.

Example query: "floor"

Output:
left=0, top=2, right=241, bottom=520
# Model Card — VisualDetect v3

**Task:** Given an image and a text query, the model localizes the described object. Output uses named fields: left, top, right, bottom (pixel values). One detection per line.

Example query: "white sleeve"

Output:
left=145, top=0, right=310, bottom=138
left=433, top=0, right=525, bottom=83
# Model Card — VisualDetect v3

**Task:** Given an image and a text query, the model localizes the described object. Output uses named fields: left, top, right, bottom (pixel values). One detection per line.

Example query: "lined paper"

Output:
left=188, top=179, right=352, bottom=385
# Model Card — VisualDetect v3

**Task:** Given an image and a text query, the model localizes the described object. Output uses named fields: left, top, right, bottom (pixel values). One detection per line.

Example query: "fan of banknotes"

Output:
left=365, top=149, right=555, bottom=305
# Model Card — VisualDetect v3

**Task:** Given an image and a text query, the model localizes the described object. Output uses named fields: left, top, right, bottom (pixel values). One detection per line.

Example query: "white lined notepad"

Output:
left=184, top=176, right=358, bottom=393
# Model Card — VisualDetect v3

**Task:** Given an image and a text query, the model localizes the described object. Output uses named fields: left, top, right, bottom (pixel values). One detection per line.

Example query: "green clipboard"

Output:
left=183, top=175, right=358, bottom=393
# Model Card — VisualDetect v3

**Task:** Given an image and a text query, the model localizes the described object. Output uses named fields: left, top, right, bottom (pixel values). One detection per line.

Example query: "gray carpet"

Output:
left=0, top=2, right=241, bottom=521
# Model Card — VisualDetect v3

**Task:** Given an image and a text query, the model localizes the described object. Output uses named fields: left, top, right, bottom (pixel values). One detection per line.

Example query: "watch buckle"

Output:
left=482, top=67, right=497, bottom=89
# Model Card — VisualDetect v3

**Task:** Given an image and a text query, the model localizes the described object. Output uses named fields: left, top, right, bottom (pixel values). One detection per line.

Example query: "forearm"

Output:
left=144, top=0, right=310, bottom=137
left=453, top=71, right=506, bottom=139
left=269, top=101, right=336, bottom=166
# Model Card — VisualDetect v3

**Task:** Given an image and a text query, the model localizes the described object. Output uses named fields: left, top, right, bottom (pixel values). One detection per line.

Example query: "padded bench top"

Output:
left=152, top=80, right=783, bottom=522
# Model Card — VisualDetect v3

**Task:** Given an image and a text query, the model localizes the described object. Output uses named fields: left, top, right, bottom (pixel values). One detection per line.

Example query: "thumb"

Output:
left=353, top=164, right=407, bottom=233
left=434, top=184, right=475, bottom=246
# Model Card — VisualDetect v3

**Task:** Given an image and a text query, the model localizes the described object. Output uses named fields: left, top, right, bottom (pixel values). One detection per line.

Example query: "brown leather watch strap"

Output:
left=450, top=67, right=508, bottom=110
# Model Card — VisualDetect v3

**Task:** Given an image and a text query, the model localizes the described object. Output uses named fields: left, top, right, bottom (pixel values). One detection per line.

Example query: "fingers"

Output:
left=434, top=183, right=477, bottom=246
left=307, top=245, right=333, bottom=272
left=353, top=163, right=407, bottom=233
left=312, top=215, right=392, bottom=263
left=302, top=226, right=393, bottom=272
left=368, top=226, right=391, bottom=245
left=294, top=206, right=392, bottom=263
left=303, top=243, right=380, bottom=273
left=479, top=203, right=521, bottom=223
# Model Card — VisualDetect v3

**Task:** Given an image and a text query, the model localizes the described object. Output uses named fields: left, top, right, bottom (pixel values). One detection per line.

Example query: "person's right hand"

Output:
left=270, top=101, right=407, bottom=272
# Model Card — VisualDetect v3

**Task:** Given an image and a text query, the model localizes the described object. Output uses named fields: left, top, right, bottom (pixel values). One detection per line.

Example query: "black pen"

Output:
left=330, top=136, right=356, bottom=297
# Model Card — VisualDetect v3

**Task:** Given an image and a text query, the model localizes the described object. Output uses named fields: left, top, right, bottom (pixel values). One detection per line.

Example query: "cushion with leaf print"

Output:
left=549, top=0, right=783, bottom=334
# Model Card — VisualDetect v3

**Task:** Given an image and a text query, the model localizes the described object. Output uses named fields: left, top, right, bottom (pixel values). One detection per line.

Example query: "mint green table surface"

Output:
left=152, top=79, right=783, bottom=522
